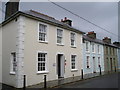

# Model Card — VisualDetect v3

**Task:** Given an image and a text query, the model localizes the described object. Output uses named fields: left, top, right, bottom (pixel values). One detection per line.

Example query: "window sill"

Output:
left=71, top=46, right=76, bottom=48
left=86, top=51, right=90, bottom=53
left=71, top=69, right=78, bottom=72
left=10, top=72, right=16, bottom=75
left=39, top=41, right=48, bottom=44
left=57, top=43, right=64, bottom=46
left=86, top=67, right=90, bottom=69
left=37, top=71, right=49, bottom=74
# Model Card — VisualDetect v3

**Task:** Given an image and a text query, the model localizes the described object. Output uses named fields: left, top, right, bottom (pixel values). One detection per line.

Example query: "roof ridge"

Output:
left=30, top=10, right=55, bottom=19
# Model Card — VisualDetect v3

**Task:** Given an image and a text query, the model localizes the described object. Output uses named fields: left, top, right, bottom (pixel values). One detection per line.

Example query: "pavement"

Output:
left=0, top=83, right=2, bottom=90
left=55, top=72, right=119, bottom=88
left=1, top=71, right=119, bottom=90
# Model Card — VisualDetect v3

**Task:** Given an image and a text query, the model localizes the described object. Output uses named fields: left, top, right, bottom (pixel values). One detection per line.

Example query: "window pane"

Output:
left=71, top=55, right=76, bottom=69
left=57, top=29, right=63, bottom=44
left=39, top=24, right=47, bottom=41
left=38, top=53, right=46, bottom=71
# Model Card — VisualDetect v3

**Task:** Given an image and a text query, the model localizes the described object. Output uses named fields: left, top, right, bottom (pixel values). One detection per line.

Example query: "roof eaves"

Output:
left=1, top=11, right=85, bottom=34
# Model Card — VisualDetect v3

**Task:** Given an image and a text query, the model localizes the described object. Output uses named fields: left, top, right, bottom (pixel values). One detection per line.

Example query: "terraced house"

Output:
left=82, top=31, right=104, bottom=75
left=1, top=1, right=84, bottom=88
left=103, top=37, right=118, bottom=73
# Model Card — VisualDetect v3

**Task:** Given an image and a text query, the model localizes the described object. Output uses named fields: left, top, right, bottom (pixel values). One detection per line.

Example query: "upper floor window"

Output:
left=38, top=52, right=47, bottom=72
left=57, top=29, right=63, bottom=44
left=113, top=48, right=115, bottom=55
left=92, top=43, right=95, bottom=52
left=10, top=52, right=16, bottom=74
left=39, top=24, right=47, bottom=42
left=71, top=55, right=77, bottom=70
left=98, top=45, right=100, bottom=53
left=71, top=32, right=76, bottom=47
left=86, top=42, right=89, bottom=51
left=106, top=46, right=108, bottom=54
left=110, top=47, right=111, bottom=55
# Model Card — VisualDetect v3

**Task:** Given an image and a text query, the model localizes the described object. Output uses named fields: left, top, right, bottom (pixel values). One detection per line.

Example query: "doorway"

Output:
left=110, top=58, right=113, bottom=71
left=93, top=57, right=96, bottom=73
left=57, top=54, right=65, bottom=78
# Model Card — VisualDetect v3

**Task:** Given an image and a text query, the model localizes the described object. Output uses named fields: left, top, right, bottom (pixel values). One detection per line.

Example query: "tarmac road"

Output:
left=55, top=72, right=119, bottom=88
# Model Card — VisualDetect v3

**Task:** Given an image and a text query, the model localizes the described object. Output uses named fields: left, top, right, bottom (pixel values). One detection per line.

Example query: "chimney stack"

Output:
left=113, top=42, right=120, bottom=47
left=5, top=0, right=20, bottom=20
left=61, top=17, right=72, bottom=26
left=87, top=31, right=96, bottom=39
left=103, top=37, right=111, bottom=44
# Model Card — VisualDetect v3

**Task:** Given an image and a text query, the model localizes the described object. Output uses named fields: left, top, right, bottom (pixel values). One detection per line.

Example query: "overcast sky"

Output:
left=1, top=1, right=119, bottom=42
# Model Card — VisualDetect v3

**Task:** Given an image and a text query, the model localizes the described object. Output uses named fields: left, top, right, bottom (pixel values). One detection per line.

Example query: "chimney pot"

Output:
left=87, top=31, right=96, bottom=39
left=103, top=37, right=111, bottom=44
left=64, top=17, right=67, bottom=20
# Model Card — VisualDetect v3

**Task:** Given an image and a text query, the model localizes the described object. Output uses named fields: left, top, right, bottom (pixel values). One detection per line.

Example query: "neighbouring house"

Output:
left=113, top=42, right=120, bottom=70
left=82, top=31, right=104, bottom=74
left=103, top=37, right=118, bottom=73
left=0, top=27, right=2, bottom=83
left=1, top=1, right=85, bottom=88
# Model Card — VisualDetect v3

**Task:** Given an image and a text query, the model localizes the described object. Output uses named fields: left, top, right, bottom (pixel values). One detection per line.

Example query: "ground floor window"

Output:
left=71, top=55, right=76, bottom=70
left=86, top=56, right=90, bottom=68
left=10, top=52, right=16, bottom=74
left=38, top=52, right=47, bottom=72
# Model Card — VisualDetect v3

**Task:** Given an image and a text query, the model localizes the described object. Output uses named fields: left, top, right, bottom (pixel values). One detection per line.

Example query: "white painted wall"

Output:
left=2, top=19, right=18, bottom=87
left=0, top=27, right=2, bottom=83
left=23, top=17, right=83, bottom=87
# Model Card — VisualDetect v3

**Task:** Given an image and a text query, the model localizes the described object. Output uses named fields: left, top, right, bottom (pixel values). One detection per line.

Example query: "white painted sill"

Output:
left=10, top=72, right=16, bottom=75
left=71, top=69, right=78, bottom=72
left=37, top=71, right=49, bottom=74
left=38, top=41, right=48, bottom=44
left=86, top=51, right=90, bottom=53
left=71, top=45, right=77, bottom=48
left=56, top=43, right=64, bottom=46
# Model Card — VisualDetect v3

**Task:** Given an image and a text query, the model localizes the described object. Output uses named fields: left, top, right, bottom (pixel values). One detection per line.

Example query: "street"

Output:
left=55, top=72, right=119, bottom=88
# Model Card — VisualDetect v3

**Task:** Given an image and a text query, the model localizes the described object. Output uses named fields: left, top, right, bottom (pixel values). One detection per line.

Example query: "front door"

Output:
left=110, top=58, right=113, bottom=71
left=57, top=54, right=65, bottom=78
left=93, top=57, right=96, bottom=73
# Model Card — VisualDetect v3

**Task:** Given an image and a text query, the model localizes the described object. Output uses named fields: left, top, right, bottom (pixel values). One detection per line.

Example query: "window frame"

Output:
left=37, top=51, right=49, bottom=74
left=71, top=55, right=77, bottom=71
left=38, top=22, right=48, bottom=43
left=98, top=57, right=101, bottom=67
left=10, top=52, right=16, bottom=75
left=86, top=56, right=90, bottom=68
left=56, top=28, right=64, bottom=45
left=92, top=43, right=95, bottom=53
left=70, top=32, right=76, bottom=47
left=85, top=41, right=89, bottom=52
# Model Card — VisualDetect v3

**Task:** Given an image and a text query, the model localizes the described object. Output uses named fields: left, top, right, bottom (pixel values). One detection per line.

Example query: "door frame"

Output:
left=56, top=53, right=65, bottom=78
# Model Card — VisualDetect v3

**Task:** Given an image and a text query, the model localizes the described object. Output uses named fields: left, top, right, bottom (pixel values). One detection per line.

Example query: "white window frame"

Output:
left=86, top=41, right=89, bottom=52
left=38, top=22, right=48, bottom=43
left=98, top=45, right=100, bottom=54
left=10, top=52, right=16, bottom=75
left=98, top=57, right=101, bottom=67
left=37, top=51, right=49, bottom=74
left=86, top=56, right=90, bottom=68
left=92, top=43, right=95, bottom=53
left=70, top=32, right=76, bottom=47
left=71, top=54, right=78, bottom=71
left=56, top=28, right=64, bottom=45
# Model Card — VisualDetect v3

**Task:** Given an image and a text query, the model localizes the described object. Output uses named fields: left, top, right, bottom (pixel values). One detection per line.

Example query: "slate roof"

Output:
left=83, top=35, right=118, bottom=48
left=1, top=10, right=85, bottom=34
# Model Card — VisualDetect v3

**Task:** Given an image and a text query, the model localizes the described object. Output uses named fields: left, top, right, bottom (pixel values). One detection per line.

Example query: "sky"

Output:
left=1, top=0, right=119, bottom=42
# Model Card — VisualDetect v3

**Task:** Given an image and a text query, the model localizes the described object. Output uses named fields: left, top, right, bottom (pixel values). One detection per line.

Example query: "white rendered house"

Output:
left=82, top=31, right=105, bottom=74
left=1, top=7, right=85, bottom=88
